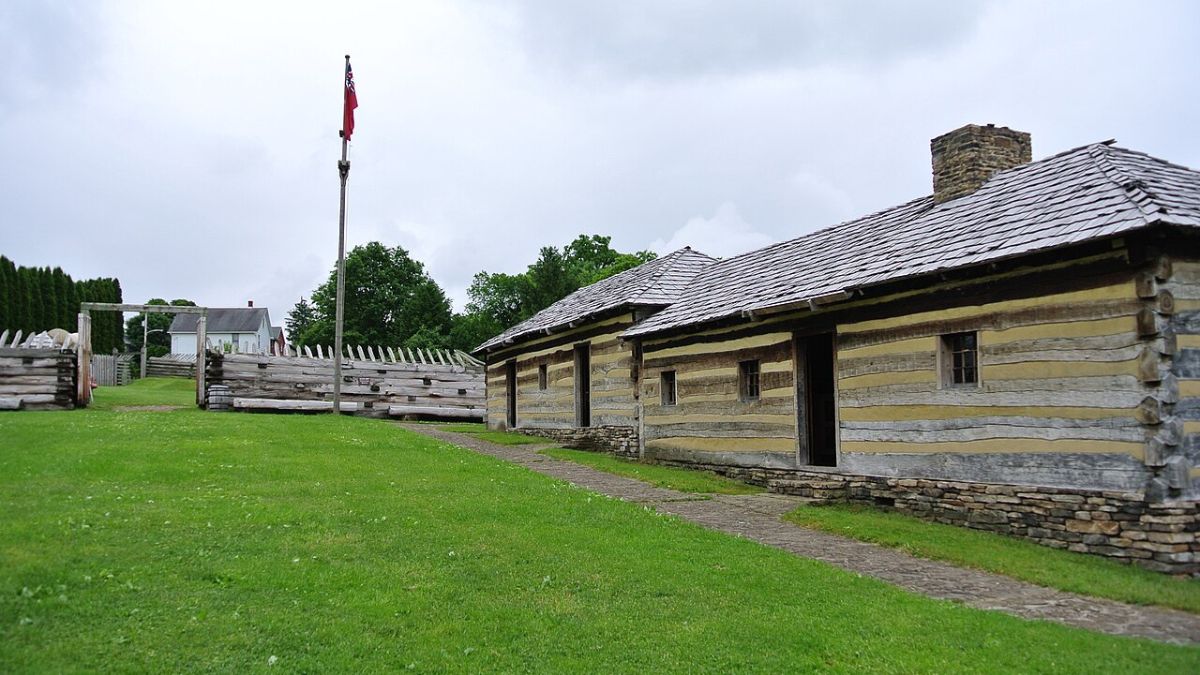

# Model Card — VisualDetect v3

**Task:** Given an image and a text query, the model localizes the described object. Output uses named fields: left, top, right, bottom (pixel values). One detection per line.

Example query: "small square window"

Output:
left=661, top=370, right=677, bottom=406
left=941, top=331, right=979, bottom=386
left=538, top=363, right=548, bottom=390
left=738, top=360, right=761, bottom=402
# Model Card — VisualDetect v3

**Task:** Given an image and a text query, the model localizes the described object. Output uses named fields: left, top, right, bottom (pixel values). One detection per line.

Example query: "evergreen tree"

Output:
left=44, top=267, right=60, bottom=331
left=0, top=258, right=117, bottom=340
left=55, top=267, right=74, bottom=329
left=18, top=268, right=32, bottom=332
left=0, top=256, right=12, bottom=329
left=28, top=268, right=45, bottom=331
left=111, top=278, right=124, bottom=350
left=286, top=297, right=317, bottom=347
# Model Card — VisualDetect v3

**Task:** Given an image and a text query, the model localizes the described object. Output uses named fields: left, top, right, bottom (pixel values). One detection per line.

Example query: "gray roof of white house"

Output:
left=169, top=308, right=271, bottom=334
left=476, top=247, right=717, bottom=352
left=625, top=143, right=1200, bottom=338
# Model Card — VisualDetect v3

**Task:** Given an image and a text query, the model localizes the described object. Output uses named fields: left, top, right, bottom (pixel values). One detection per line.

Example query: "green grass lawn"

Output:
left=541, top=448, right=764, bottom=495
left=1, top=379, right=1198, bottom=672
left=785, top=503, right=1200, bottom=614
left=89, top=377, right=196, bottom=409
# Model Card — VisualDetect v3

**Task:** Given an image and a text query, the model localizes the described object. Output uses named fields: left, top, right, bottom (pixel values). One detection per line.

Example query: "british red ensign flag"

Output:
left=344, top=59, right=358, bottom=140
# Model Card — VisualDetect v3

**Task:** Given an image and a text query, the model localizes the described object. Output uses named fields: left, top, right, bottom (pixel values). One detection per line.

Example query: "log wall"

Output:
left=641, top=331, right=796, bottom=463
left=635, top=249, right=1178, bottom=492
left=207, top=351, right=484, bottom=419
left=147, top=356, right=196, bottom=378
left=0, top=347, right=77, bottom=410
left=832, top=278, right=1156, bottom=490
left=485, top=313, right=639, bottom=448
left=1165, top=257, right=1200, bottom=501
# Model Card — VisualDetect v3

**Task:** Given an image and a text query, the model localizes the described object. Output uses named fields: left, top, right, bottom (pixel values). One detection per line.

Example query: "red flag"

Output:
left=343, top=59, right=358, bottom=140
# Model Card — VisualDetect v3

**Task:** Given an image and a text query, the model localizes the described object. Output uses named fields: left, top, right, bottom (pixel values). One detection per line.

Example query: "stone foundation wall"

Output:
left=516, top=425, right=638, bottom=458
left=653, top=459, right=1199, bottom=575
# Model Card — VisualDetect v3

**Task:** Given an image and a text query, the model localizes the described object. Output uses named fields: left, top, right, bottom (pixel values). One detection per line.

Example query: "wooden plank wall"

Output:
left=0, top=347, right=77, bottom=410
left=485, top=314, right=638, bottom=430
left=641, top=331, right=796, bottom=457
left=207, top=351, right=485, bottom=418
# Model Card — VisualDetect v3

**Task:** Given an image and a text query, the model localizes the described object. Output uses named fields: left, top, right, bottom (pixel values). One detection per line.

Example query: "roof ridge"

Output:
left=1087, top=144, right=1165, bottom=220
left=474, top=246, right=717, bottom=352
left=624, top=139, right=1200, bottom=340
left=627, top=247, right=710, bottom=304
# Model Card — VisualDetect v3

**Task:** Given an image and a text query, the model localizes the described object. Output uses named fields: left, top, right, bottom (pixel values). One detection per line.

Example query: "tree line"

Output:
left=0, top=256, right=125, bottom=353
left=286, top=235, right=655, bottom=354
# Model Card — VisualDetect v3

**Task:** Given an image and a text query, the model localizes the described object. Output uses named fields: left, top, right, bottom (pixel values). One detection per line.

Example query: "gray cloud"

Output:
left=0, top=0, right=1197, bottom=335
left=496, top=0, right=986, bottom=80
left=0, top=1, right=101, bottom=113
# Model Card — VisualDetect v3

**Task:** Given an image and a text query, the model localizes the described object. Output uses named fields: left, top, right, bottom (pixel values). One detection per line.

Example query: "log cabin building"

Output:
left=477, top=124, right=1200, bottom=573
left=477, top=246, right=717, bottom=454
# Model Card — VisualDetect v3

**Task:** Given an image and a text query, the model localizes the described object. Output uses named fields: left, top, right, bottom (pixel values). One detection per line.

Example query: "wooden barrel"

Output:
left=208, top=384, right=232, bottom=411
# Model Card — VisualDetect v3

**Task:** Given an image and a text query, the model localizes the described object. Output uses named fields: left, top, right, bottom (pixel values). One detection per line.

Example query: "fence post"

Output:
left=76, top=312, right=92, bottom=406
left=196, top=315, right=207, bottom=407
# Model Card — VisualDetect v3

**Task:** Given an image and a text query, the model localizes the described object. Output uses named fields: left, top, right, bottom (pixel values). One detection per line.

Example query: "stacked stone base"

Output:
left=654, top=460, right=1200, bottom=575
left=515, top=425, right=639, bottom=458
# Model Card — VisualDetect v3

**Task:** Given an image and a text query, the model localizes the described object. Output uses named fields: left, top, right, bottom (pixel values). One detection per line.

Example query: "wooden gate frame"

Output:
left=78, top=303, right=209, bottom=407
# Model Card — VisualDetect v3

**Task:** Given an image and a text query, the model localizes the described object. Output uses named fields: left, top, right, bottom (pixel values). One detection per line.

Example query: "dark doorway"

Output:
left=505, top=359, right=517, bottom=429
left=800, top=333, right=837, bottom=466
left=574, top=343, right=591, bottom=427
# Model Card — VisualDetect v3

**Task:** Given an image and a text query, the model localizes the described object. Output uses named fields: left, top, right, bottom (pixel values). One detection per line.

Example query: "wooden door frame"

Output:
left=793, top=331, right=840, bottom=467
left=505, top=359, right=517, bottom=429
left=573, top=342, right=591, bottom=427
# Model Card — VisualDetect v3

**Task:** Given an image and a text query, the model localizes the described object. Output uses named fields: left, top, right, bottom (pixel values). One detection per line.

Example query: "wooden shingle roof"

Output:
left=476, top=247, right=716, bottom=352
left=625, top=143, right=1200, bottom=338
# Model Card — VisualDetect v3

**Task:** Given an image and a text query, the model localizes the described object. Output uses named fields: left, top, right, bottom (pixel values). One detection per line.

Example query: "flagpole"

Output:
left=333, top=53, right=351, bottom=415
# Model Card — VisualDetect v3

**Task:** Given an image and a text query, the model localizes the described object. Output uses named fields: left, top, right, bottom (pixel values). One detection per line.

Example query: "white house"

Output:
left=168, top=305, right=273, bottom=355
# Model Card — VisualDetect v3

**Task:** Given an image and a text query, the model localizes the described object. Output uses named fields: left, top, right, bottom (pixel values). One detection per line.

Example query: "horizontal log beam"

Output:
left=232, top=398, right=358, bottom=412
left=387, top=405, right=484, bottom=420
left=80, top=303, right=208, bottom=314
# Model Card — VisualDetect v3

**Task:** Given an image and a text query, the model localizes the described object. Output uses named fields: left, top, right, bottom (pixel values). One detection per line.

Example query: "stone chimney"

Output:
left=931, top=124, right=1031, bottom=203
left=247, top=300, right=254, bottom=307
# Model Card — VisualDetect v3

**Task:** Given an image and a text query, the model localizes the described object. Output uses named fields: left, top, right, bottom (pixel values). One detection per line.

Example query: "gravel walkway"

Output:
left=401, top=424, right=1200, bottom=645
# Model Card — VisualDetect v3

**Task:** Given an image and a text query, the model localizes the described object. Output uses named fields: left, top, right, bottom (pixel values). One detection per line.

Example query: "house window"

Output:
left=738, top=360, right=760, bottom=402
left=538, top=363, right=548, bottom=390
left=661, top=370, right=677, bottom=406
left=941, top=331, right=979, bottom=386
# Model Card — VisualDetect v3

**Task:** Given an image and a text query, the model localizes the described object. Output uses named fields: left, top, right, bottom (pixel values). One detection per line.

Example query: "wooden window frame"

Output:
left=537, top=363, right=548, bottom=390
left=660, top=370, right=677, bottom=406
left=738, top=359, right=761, bottom=402
left=940, top=331, right=980, bottom=388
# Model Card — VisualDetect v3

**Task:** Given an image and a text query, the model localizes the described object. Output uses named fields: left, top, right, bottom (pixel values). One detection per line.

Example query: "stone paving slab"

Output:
left=401, top=425, right=1200, bottom=645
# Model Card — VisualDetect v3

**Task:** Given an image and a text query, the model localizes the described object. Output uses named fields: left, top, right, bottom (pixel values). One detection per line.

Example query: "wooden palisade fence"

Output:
left=205, top=345, right=486, bottom=420
left=91, top=353, right=136, bottom=386
left=147, top=355, right=197, bottom=378
left=0, top=329, right=77, bottom=411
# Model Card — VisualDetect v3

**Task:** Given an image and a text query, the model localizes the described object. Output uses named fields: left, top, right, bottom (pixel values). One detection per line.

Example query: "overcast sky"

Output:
left=2, top=0, right=1198, bottom=331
